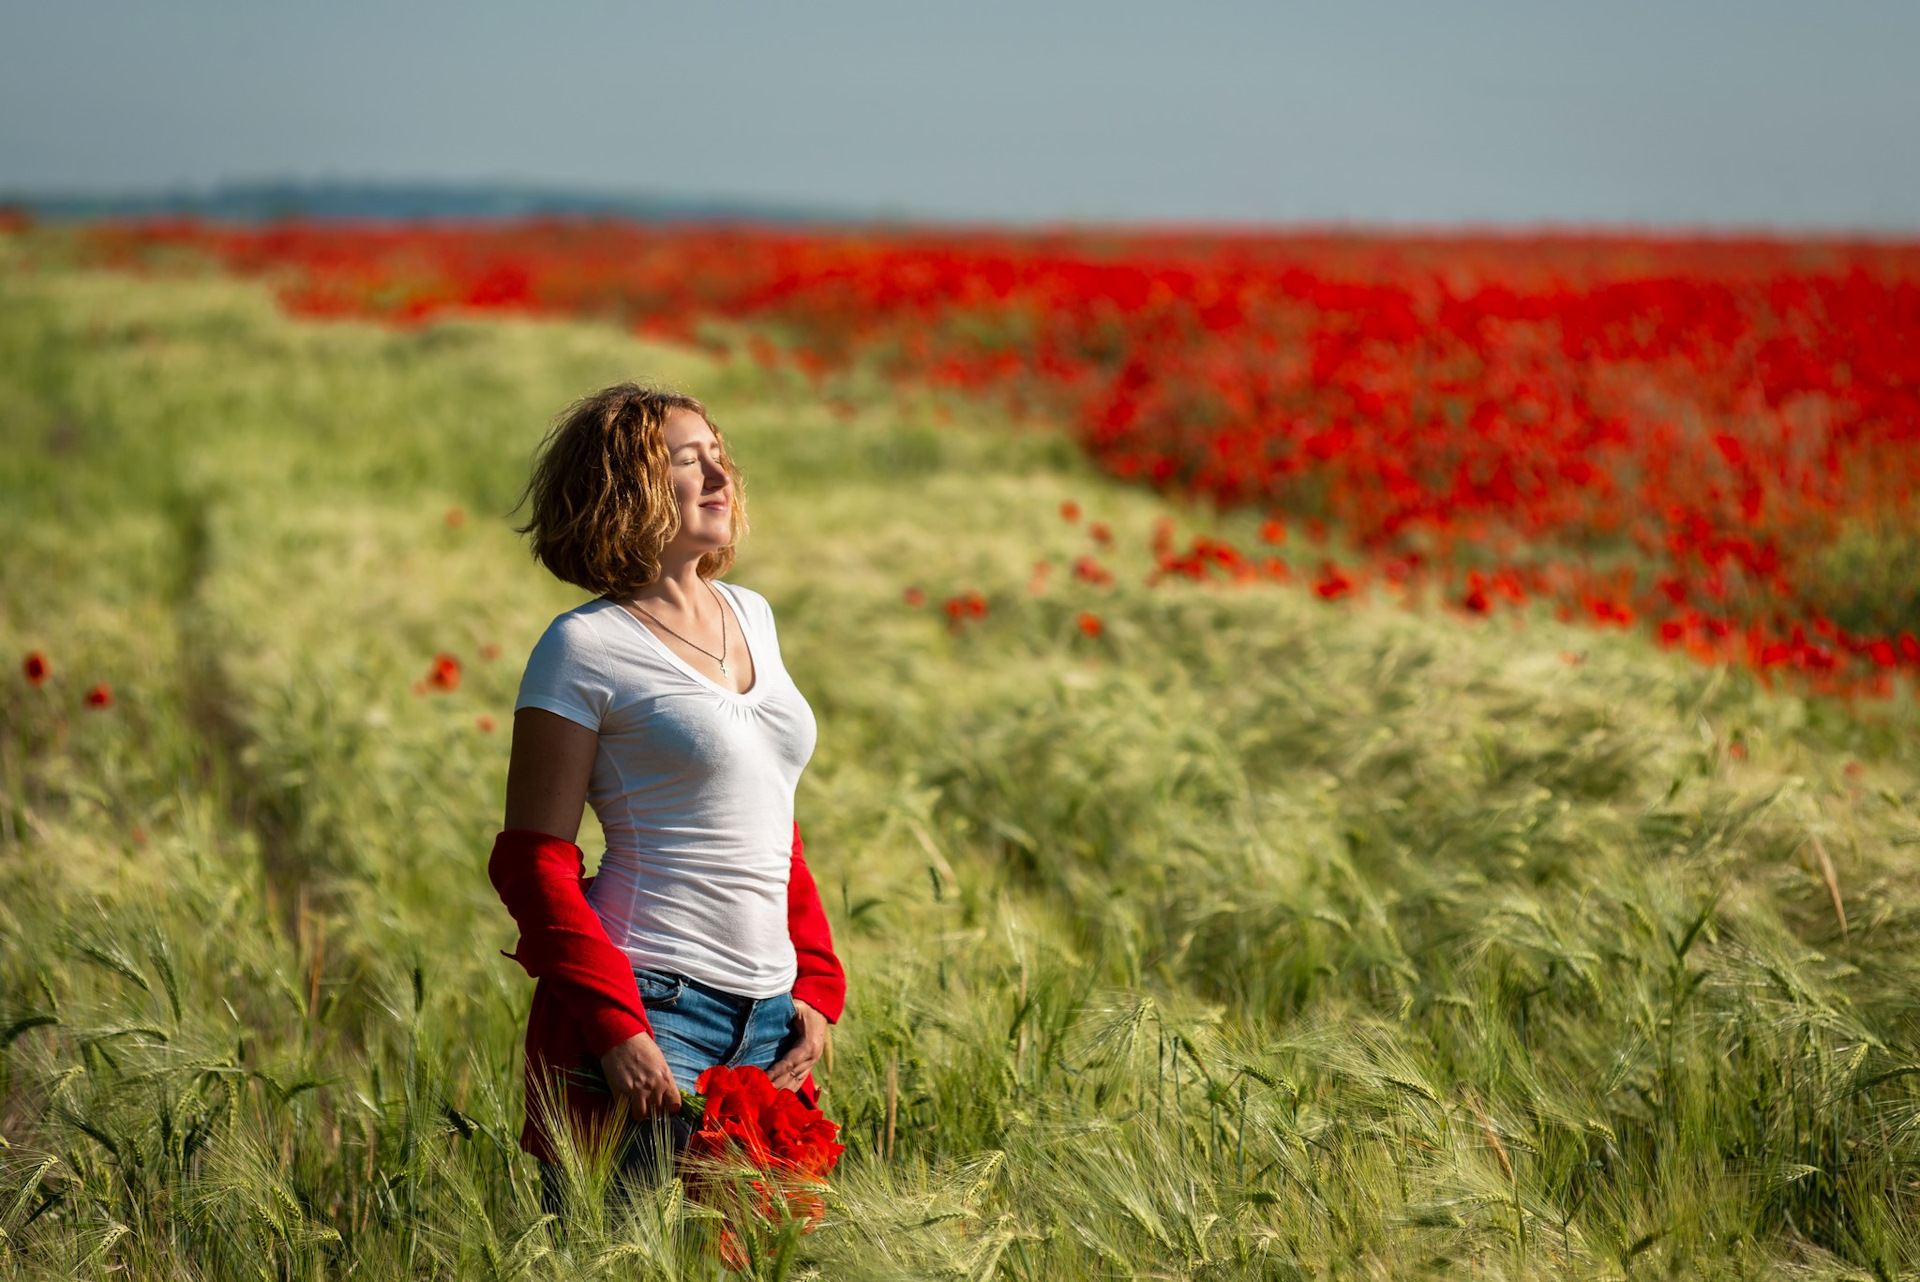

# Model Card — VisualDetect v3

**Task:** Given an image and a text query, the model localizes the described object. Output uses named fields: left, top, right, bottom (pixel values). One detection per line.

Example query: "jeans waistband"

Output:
left=639, top=966, right=762, bottom=1012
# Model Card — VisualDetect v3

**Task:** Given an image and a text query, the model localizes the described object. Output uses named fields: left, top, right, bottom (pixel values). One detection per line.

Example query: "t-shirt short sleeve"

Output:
left=515, top=610, right=615, bottom=731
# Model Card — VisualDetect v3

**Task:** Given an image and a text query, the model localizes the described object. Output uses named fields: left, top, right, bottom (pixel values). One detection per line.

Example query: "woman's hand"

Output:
left=600, top=1033, right=680, bottom=1118
left=768, top=998, right=829, bottom=1092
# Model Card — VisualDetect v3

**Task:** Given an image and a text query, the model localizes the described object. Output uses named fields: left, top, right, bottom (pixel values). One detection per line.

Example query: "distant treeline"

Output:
left=0, top=178, right=847, bottom=224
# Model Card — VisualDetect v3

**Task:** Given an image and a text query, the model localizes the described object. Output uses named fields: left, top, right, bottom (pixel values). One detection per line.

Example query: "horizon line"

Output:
left=5, top=176, right=1917, bottom=242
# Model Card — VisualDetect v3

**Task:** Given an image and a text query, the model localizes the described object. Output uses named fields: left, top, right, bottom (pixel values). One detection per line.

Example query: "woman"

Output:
left=488, top=382, right=844, bottom=1188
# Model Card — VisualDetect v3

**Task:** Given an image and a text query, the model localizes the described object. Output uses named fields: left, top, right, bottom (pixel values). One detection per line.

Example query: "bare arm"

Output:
left=503, top=707, right=597, bottom=839
left=503, top=706, right=680, bottom=1116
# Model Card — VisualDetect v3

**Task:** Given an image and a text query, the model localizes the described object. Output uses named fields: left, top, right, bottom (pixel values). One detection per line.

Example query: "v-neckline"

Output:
left=611, top=582, right=763, bottom=701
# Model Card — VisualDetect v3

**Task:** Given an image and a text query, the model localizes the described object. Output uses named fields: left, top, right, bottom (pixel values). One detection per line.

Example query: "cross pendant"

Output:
left=719, top=661, right=729, bottom=676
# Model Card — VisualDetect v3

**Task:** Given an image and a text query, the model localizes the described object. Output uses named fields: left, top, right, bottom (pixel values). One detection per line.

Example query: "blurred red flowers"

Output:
left=1076, top=612, right=1104, bottom=639
left=903, top=586, right=926, bottom=607
left=88, top=217, right=1920, bottom=695
left=1071, top=555, right=1114, bottom=587
left=427, top=653, right=461, bottom=692
left=22, top=651, right=49, bottom=686
left=1313, top=565, right=1356, bottom=602
left=943, top=590, right=988, bottom=626
left=85, top=682, right=112, bottom=708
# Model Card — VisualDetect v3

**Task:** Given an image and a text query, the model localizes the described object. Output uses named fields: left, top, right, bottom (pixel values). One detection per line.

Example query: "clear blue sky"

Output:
left=3, top=0, right=1915, bottom=229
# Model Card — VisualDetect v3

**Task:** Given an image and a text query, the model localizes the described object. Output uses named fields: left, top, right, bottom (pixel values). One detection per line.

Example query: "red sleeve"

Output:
left=788, top=821, right=846, bottom=1024
left=488, top=829, right=651, bottom=1056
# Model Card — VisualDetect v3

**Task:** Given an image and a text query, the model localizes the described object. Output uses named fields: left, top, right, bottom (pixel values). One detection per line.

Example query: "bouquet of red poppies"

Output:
left=678, top=1065, right=845, bottom=1268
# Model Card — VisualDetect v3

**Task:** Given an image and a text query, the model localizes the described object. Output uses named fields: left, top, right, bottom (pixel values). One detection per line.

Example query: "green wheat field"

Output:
left=4, top=231, right=1920, bottom=1280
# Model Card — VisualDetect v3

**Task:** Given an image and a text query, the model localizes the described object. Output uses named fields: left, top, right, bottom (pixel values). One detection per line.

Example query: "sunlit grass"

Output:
left=3, top=232, right=1919, bottom=1279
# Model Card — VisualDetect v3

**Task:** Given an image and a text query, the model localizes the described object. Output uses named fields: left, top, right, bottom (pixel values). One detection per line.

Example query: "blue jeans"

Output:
left=635, top=967, right=799, bottom=1096
left=543, top=968, right=798, bottom=1204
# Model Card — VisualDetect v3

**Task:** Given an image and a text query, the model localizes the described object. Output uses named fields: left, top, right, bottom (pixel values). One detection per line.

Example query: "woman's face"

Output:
left=660, top=408, right=733, bottom=559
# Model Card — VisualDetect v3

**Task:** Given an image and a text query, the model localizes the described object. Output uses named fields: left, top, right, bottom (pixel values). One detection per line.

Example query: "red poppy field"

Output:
left=87, top=218, right=1920, bottom=698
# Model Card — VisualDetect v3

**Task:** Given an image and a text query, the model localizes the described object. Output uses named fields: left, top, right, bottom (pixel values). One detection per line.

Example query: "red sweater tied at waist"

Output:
left=489, top=821, right=846, bottom=1162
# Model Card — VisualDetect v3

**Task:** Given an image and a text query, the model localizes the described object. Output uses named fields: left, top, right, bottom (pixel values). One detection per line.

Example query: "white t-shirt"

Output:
left=514, top=583, right=817, bottom=998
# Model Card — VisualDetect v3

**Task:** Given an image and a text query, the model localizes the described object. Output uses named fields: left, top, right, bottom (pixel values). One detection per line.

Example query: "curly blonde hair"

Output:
left=517, top=383, right=746, bottom=598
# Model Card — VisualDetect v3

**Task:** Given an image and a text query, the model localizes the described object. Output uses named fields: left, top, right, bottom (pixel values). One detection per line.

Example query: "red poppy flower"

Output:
left=475, top=714, right=497, bottom=732
left=1072, top=555, right=1114, bottom=587
left=1076, top=612, right=1104, bottom=639
left=1089, top=522, right=1113, bottom=547
left=1059, top=500, right=1081, bottom=523
left=1259, top=518, right=1286, bottom=545
left=1313, top=565, right=1354, bottom=601
left=784, top=1188, right=826, bottom=1226
left=444, top=506, right=466, bottom=529
left=903, top=586, right=926, bottom=607
left=427, top=653, right=461, bottom=692
left=85, top=682, right=112, bottom=708
left=478, top=642, right=503, bottom=660
left=715, top=1227, right=749, bottom=1272
left=22, top=651, right=49, bottom=686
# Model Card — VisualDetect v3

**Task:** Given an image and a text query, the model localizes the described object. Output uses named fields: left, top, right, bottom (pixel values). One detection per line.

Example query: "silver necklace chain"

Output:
left=628, top=582, right=730, bottom=676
